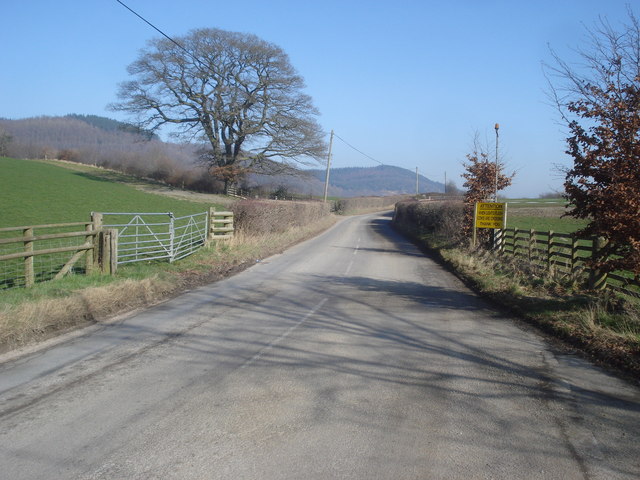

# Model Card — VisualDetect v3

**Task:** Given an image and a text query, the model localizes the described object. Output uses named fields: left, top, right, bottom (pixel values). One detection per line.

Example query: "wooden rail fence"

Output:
left=0, top=221, right=117, bottom=289
left=497, top=228, right=640, bottom=298
left=1, top=208, right=233, bottom=289
left=208, top=209, right=234, bottom=241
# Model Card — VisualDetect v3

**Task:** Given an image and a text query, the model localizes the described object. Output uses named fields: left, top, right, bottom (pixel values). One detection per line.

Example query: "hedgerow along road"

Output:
left=0, top=212, right=639, bottom=479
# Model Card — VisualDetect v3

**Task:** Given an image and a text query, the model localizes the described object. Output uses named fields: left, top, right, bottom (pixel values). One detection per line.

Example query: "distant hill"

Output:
left=246, top=165, right=445, bottom=197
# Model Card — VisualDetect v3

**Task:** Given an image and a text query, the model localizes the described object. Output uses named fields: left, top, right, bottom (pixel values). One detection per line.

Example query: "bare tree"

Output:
left=111, top=28, right=327, bottom=188
left=545, top=8, right=640, bottom=274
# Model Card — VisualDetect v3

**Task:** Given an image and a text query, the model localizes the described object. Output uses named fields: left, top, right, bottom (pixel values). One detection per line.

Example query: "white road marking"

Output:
left=240, top=298, right=328, bottom=369
left=344, top=260, right=354, bottom=276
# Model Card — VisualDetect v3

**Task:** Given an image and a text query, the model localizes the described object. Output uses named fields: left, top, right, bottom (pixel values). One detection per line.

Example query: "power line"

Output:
left=332, top=132, right=385, bottom=166
left=115, top=0, right=195, bottom=62
left=332, top=131, right=436, bottom=194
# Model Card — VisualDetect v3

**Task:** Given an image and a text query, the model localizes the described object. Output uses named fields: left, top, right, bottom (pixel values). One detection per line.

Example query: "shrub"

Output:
left=393, top=200, right=465, bottom=245
left=232, top=199, right=331, bottom=234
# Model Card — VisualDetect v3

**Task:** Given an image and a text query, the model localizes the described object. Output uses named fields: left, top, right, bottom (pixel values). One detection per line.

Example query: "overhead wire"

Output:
left=331, top=133, right=435, bottom=196
left=332, top=132, right=385, bottom=166
left=115, top=0, right=203, bottom=67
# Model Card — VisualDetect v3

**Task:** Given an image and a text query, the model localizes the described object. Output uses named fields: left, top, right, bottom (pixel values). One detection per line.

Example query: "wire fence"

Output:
left=0, top=222, right=96, bottom=290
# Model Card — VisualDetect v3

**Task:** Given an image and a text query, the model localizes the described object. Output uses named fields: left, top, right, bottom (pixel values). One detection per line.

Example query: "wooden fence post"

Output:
left=547, top=230, right=554, bottom=269
left=85, top=222, right=94, bottom=274
left=571, top=234, right=580, bottom=276
left=92, top=212, right=103, bottom=268
left=24, top=227, right=34, bottom=287
left=207, top=207, right=215, bottom=245
left=91, top=212, right=103, bottom=230
left=588, top=236, right=608, bottom=290
left=109, top=229, right=118, bottom=274
left=513, top=227, right=519, bottom=258
left=529, top=229, right=535, bottom=261
left=98, top=229, right=118, bottom=275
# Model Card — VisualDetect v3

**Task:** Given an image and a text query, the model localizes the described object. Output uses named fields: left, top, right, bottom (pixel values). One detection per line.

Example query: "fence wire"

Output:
left=0, top=223, right=92, bottom=290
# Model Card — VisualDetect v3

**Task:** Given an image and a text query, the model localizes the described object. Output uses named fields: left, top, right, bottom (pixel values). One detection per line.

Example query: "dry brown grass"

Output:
left=0, top=277, right=177, bottom=351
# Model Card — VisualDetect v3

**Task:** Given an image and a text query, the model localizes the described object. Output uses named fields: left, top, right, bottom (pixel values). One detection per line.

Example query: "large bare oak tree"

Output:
left=111, top=28, right=326, bottom=188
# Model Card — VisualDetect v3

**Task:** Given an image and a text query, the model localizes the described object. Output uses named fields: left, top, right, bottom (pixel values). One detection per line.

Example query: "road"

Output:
left=0, top=212, right=639, bottom=479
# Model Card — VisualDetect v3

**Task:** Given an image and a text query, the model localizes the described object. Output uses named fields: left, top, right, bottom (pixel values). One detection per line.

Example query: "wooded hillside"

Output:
left=1, top=115, right=444, bottom=197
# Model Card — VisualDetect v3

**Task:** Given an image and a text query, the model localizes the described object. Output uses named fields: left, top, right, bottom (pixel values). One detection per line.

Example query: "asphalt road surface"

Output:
left=1, top=212, right=639, bottom=479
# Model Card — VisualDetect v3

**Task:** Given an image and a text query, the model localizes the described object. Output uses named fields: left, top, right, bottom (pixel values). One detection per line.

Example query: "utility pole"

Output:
left=416, top=167, right=419, bottom=196
left=494, top=123, right=500, bottom=202
left=323, top=130, right=334, bottom=203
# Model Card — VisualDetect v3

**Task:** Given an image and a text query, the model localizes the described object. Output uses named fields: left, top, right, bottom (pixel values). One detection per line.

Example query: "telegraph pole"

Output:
left=323, top=130, right=334, bottom=203
left=494, top=123, right=500, bottom=202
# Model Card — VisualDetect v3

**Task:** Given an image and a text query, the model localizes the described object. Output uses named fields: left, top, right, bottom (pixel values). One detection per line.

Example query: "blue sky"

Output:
left=2, top=0, right=636, bottom=197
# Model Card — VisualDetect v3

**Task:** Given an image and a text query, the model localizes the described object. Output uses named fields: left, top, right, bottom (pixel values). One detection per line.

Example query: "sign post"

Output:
left=473, top=202, right=507, bottom=247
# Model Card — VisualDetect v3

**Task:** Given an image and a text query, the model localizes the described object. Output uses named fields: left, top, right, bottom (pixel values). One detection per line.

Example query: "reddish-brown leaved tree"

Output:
left=547, top=8, right=640, bottom=274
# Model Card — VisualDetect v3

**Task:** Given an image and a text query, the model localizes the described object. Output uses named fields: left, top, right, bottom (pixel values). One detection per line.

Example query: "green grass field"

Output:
left=0, top=157, right=221, bottom=228
left=504, top=198, right=588, bottom=233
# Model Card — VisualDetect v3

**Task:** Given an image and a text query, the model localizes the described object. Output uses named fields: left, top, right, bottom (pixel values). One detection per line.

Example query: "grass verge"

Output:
left=0, top=215, right=337, bottom=354
left=394, top=223, right=640, bottom=383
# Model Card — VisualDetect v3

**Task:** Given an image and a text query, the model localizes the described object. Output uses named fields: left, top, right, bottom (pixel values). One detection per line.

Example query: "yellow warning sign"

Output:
left=474, top=202, right=506, bottom=229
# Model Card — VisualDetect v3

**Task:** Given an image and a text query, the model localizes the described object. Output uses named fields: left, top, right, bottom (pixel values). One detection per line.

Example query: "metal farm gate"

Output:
left=98, top=212, right=208, bottom=265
